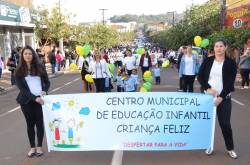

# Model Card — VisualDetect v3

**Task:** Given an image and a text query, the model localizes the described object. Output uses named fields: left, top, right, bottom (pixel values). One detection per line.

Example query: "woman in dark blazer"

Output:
left=15, top=45, right=50, bottom=157
left=198, top=39, right=237, bottom=159
left=139, top=51, right=152, bottom=75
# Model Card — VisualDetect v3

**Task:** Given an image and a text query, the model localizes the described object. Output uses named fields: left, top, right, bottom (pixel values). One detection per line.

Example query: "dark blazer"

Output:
left=139, top=55, right=152, bottom=68
left=198, top=56, right=237, bottom=99
left=16, top=68, right=50, bottom=105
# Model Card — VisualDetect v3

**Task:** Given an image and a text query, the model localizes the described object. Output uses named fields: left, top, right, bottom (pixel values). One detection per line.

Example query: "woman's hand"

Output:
left=35, top=97, right=44, bottom=105
left=40, top=91, right=47, bottom=97
left=206, top=88, right=218, bottom=97
left=214, top=97, right=223, bottom=107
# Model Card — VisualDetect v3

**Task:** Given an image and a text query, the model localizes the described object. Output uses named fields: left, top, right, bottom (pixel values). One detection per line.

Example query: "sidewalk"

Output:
left=0, top=63, right=68, bottom=94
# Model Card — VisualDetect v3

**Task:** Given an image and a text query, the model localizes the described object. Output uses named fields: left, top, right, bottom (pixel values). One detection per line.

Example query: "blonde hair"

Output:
left=93, top=50, right=101, bottom=61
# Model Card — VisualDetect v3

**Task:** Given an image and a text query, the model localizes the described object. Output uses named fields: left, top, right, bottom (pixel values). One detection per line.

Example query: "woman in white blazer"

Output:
left=89, top=50, right=110, bottom=92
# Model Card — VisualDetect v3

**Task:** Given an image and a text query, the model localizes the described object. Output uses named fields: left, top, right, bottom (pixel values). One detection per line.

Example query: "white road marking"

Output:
left=111, top=151, right=123, bottom=165
left=0, top=77, right=81, bottom=118
left=232, top=98, right=245, bottom=106
left=65, top=82, right=73, bottom=85
left=50, top=87, right=62, bottom=92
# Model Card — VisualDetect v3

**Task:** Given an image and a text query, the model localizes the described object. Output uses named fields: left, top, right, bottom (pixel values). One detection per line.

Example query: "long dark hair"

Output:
left=15, top=45, right=45, bottom=78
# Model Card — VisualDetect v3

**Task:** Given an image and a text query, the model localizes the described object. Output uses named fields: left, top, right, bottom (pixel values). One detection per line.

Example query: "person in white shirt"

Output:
left=179, top=45, right=198, bottom=92
left=15, top=45, right=50, bottom=157
left=198, top=39, right=238, bottom=159
left=124, top=50, right=136, bottom=76
left=89, top=50, right=110, bottom=92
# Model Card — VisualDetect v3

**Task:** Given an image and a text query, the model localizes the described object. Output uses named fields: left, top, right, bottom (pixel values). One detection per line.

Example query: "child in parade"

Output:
left=130, top=68, right=140, bottom=91
left=124, top=72, right=137, bottom=92
left=152, top=64, right=161, bottom=85
left=115, top=68, right=125, bottom=92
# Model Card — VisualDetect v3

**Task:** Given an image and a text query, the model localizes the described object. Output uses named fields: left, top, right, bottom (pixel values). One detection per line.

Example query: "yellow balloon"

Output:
left=140, top=87, right=148, bottom=92
left=194, top=36, right=202, bottom=47
left=143, top=70, right=152, bottom=78
left=76, top=46, right=84, bottom=56
left=162, top=60, right=170, bottom=68
left=70, top=63, right=78, bottom=71
left=85, top=74, right=94, bottom=83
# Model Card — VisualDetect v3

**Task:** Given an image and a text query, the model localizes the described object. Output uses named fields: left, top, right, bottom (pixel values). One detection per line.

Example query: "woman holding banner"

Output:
left=198, top=39, right=237, bottom=159
left=15, top=45, right=50, bottom=158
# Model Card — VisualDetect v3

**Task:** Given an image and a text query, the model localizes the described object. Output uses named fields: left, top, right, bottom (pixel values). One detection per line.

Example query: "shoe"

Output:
left=27, top=149, right=36, bottom=158
left=227, top=150, right=238, bottom=159
left=36, top=147, right=44, bottom=157
left=205, top=148, right=213, bottom=155
left=244, top=86, right=249, bottom=89
left=36, top=152, right=44, bottom=157
left=178, top=89, right=183, bottom=92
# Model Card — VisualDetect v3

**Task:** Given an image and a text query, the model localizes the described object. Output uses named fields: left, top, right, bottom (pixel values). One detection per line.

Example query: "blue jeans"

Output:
left=0, top=68, right=2, bottom=79
left=51, top=63, right=56, bottom=74
left=155, top=76, right=161, bottom=84
left=11, top=71, right=16, bottom=85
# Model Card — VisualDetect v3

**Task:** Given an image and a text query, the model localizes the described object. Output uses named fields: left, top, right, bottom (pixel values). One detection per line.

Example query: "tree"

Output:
left=85, top=24, right=119, bottom=49
left=118, top=31, right=136, bottom=45
left=146, top=0, right=221, bottom=49
left=34, top=5, right=71, bottom=47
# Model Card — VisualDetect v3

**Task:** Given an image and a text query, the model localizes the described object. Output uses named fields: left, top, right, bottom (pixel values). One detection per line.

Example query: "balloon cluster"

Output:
left=136, top=48, right=145, bottom=55
left=76, top=44, right=91, bottom=57
left=194, top=36, right=209, bottom=48
left=140, top=70, right=153, bottom=92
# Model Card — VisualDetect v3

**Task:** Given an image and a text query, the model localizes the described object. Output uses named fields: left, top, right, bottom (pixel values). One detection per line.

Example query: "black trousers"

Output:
left=94, top=78, right=105, bottom=92
left=217, top=97, right=234, bottom=151
left=21, top=100, right=44, bottom=148
left=240, top=69, right=250, bottom=87
left=179, top=76, right=184, bottom=90
left=155, top=76, right=161, bottom=84
left=182, top=75, right=196, bottom=92
left=117, top=86, right=124, bottom=92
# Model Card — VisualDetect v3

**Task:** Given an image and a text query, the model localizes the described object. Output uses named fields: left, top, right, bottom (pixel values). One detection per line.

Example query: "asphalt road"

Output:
left=0, top=68, right=249, bottom=165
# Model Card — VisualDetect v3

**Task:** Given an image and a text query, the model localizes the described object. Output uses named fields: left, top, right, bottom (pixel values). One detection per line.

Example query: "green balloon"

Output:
left=192, top=50, right=198, bottom=55
left=144, top=76, right=153, bottom=83
left=108, top=64, right=115, bottom=73
left=201, top=39, right=209, bottom=48
left=143, top=82, right=152, bottom=90
left=83, top=44, right=91, bottom=56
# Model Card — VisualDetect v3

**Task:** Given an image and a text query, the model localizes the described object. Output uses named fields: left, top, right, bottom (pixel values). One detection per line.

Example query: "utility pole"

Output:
left=172, top=11, right=175, bottom=26
left=99, top=9, right=108, bottom=25
left=167, top=11, right=175, bottom=26
left=58, top=0, right=64, bottom=59
left=220, top=0, right=226, bottom=30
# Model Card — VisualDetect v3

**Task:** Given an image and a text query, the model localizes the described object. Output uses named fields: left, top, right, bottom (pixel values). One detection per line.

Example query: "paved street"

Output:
left=0, top=68, right=249, bottom=165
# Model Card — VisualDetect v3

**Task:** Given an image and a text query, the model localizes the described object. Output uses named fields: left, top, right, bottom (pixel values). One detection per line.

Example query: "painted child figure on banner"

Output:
left=67, top=119, right=75, bottom=144
left=53, top=119, right=61, bottom=145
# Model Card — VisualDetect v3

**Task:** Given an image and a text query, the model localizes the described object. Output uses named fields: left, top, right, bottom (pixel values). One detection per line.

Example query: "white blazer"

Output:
left=89, top=59, right=110, bottom=79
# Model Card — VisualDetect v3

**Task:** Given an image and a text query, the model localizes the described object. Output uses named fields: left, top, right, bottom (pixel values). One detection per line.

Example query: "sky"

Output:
left=33, top=0, right=208, bottom=23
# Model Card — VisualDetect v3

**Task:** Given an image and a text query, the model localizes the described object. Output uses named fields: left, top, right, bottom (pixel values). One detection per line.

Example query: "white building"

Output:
left=106, top=21, right=137, bottom=32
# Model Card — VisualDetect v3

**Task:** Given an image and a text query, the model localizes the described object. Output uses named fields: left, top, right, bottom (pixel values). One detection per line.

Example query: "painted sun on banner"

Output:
left=42, top=92, right=216, bottom=152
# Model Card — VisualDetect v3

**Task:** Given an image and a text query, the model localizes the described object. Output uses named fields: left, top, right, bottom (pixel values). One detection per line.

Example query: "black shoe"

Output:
left=27, top=151, right=36, bottom=158
left=36, top=152, right=44, bottom=157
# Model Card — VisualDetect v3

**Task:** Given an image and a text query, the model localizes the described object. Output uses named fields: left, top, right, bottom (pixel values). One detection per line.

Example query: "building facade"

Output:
left=0, top=0, right=36, bottom=67
left=225, top=0, right=250, bottom=28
